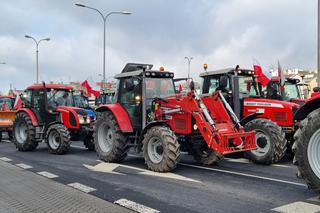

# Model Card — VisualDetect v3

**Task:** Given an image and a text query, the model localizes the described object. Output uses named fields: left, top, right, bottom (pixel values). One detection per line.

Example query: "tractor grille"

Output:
left=273, top=112, right=287, bottom=122
left=174, top=118, right=187, bottom=130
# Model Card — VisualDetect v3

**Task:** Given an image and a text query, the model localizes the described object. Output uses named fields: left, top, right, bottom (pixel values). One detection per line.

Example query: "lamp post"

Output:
left=25, top=35, right=50, bottom=83
left=185, top=56, right=193, bottom=80
left=75, top=3, right=131, bottom=91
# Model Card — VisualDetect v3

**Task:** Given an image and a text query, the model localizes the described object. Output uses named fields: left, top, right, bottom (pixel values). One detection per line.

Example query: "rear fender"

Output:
left=17, top=108, right=38, bottom=126
left=294, top=97, right=320, bottom=121
left=96, top=103, right=133, bottom=133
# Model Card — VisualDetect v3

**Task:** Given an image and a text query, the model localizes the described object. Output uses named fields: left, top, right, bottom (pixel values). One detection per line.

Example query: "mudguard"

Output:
left=96, top=103, right=133, bottom=132
left=17, top=108, right=38, bottom=126
left=294, top=97, right=320, bottom=121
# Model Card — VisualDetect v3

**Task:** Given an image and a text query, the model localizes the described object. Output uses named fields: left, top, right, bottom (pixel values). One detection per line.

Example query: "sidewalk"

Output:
left=0, top=161, right=133, bottom=213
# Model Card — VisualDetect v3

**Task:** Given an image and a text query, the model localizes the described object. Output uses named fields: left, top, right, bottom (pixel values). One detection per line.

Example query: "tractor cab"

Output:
left=0, top=96, right=15, bottom=111
left=264, top=77, right=306, bottom=104
left=113, top=63, right=175, bottom=130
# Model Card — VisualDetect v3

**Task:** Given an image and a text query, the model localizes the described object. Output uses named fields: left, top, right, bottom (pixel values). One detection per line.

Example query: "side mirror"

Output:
left=219, top=75, right=228, bottom=88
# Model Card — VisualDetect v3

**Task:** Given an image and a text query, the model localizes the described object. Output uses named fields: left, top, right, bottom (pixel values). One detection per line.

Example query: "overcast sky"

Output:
left=0, top=0, right=317, bottom=92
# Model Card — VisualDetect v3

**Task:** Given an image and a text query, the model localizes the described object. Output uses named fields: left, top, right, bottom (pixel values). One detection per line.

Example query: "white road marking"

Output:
left=179, top=163, right=305, bottom=187
left=83, top=163, right=125, bottom=175
left=272, top=201, right=320, bottom=213
left=37, top=171, right=59, bottom=179
left=225, top=158, right=250, bottom=164
left=67, top=182, right=96, bottom=193
left=0, top=157, right=12, bottom=162
left=70, top=145, right=87, bottom=150
left=114, top=198, right=160, bottom=213
left=83, top=162, right=201, bottom=183
left=271, top=164, right=293, bottom=168
left=307, top=196, right=320, bottom=203
left=15, top=163, right=33, bottom=169
left=224, top=157, right=293, bottom=168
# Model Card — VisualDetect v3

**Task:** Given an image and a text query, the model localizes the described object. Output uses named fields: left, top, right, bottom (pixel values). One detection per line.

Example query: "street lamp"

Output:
left=185, top=56, right=193, bottom=80
left=75, top=3, right=131, bottom=91
left=25, top=35, right=50, bottom=84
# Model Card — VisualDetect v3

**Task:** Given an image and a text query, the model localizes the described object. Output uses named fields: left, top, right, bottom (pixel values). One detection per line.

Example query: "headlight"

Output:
left=78, top=115, right=85, bottom=124
left=78, top=115, right=90, bottom=124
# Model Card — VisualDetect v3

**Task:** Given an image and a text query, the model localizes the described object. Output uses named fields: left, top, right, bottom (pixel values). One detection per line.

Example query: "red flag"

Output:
left=81, top=80, right=100, bottom=97
left=179, top=84, right=183, bottom=93
left=253, top=63, right=272, bottom=87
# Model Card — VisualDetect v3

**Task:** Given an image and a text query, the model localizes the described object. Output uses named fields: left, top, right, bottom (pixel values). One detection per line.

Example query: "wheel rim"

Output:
left=147, top=137, right=164, bottom=164
left=48, top=130, right=61, bottom=150
left=15, top=121, right=28, bottom=144
left=307, top=128, right=320, bottom=179
left=251, top=130, right=271, bottom=157
left=98, top=123, right=113, bottom=153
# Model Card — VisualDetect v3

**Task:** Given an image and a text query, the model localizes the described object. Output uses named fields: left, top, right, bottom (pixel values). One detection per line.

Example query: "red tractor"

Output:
left=94, top=63, right=256, bottom=172
left=13, top=83, right=94, bottom=154
left=293, top=95, right=320, bottom=195
left=200, top=67, right=300, bottom=164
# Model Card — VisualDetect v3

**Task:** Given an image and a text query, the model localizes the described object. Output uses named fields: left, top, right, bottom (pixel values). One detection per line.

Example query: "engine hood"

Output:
left=56, top=106, right=88, bottom=116
left=244, top=98, right=300, bottom=109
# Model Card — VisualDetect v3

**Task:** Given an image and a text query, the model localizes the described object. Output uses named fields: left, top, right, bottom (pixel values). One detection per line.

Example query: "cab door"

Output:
left=118, top=78, right=142, bottom=130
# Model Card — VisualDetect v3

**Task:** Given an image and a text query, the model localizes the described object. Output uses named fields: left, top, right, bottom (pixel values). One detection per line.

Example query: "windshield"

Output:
left=238, top=76, right=259, bottom=96
left=73, top=94, right=89, bottom=108
left=146, top=78, right=175, bottom=99
left=0, top=98, right=14, bottom=110
left=47, top=89, right=73, bottom=107
left=284, top=82, right=300, bottom=100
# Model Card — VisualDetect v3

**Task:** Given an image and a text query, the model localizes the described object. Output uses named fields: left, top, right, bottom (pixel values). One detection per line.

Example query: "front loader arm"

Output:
left=156, top=91, right=256, bottom=155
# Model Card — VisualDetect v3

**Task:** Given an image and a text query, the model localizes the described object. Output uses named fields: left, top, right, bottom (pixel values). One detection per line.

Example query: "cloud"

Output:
left=0, top=0, right=317, bottom=92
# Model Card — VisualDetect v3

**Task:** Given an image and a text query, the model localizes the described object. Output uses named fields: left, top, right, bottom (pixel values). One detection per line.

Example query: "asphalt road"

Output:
left=0, top=137, right=319, bottom=213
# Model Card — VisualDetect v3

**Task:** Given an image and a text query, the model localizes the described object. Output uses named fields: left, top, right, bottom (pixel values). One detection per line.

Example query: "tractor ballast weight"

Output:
left=13, top=83, right=94, bottom=154
left=94, top=63, right=256, bottom=172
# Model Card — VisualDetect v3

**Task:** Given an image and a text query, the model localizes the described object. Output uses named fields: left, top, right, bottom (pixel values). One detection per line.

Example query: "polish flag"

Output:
left=278, top=60, right=285, bottom=87
left=253, top=63, right=272, bottom=87
left=81, top=80, right=100, bottom=97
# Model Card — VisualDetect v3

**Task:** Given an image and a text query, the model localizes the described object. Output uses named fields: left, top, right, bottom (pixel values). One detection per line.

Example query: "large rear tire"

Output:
left=13, top=112, right=38, bottom=151
left=94, top=112, right=128, bottom=162
left=293, top=108, right=320, bottom=194
left=244, top=118, right=287, bottom=165
left=191, top=143, right=223, bottom=165
left=143, top=126, right=180, bottom=172
left=46, top=124, right=71, bottom=155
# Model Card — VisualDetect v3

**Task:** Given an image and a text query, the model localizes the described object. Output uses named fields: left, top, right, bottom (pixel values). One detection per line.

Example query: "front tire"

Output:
left=13, top=112, right=38, bottom=151
left=293, top=108, right=320, bottom=194
left=46, top=124, right=71, bottom=155
left=94, top=112, right=128, bottom=162
left=143, top=126, right=180, bottom=172
left=244, top=118, right=287, bottom=165
left=191, top=142, right=223, bottom=165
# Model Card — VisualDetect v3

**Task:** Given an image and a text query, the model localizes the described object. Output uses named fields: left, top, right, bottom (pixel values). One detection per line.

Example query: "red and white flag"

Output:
left=278, top=60, right=285, bottom=87
left=81, top=80, right=100, bottom=97
left=253, top=63, right=272, bottom=87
